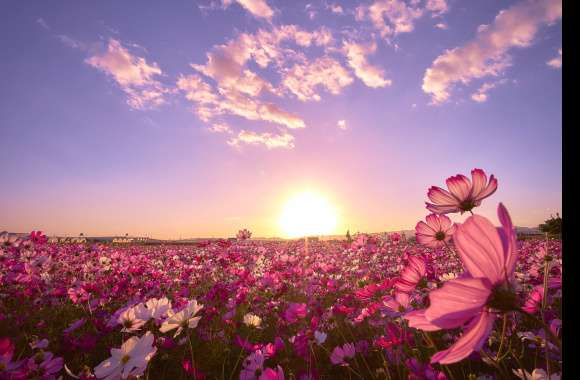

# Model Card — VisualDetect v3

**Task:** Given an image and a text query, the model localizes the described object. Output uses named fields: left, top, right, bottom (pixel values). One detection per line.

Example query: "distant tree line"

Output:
left=539, top=213, right=562, bottom=238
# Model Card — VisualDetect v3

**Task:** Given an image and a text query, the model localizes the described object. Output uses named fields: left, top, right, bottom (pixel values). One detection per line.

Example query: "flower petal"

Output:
left=446, top=175, right=471, bottom=201
left=454, top=214, right=507, bottom=284
left=404, top=310, right=442, bottom=332
left=430, top=311, right=495, bottom=364
left=497, top=203, right=518, bottom=278
left=425, top=277, right=491, bottom=327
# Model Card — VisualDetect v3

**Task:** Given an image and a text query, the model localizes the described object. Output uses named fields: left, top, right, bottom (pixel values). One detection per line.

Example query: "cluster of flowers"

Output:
left=0, top=169, right=562, bottom=379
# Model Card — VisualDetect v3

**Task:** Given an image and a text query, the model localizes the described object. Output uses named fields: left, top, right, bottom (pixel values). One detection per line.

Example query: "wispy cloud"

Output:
left=282, top=57, right=353, bottom=101
left=337, top=120, right=347, bottom=130
left=422, top=0, right=562, bottom=104
left=227, top=130, right=295, bottom=149
left=36, top=18, right=50, bottom=30
left=86, top=39, right=167, bottom=109
left=470, top=79, right=508, bottom=103
left=209, top=122, right=233, bottom=133
left=343, top=40, right=391, bottom=88
left=223, top=0, right=274, bottom=20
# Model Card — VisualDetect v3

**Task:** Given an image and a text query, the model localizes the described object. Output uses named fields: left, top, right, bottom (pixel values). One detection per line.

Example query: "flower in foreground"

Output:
left=405, top=203, right=518, bottom=364
left=118, top=304, right=149, bottom=333
left=94, top=332, right=157, bottom=380
left=425, top=168, right=497, bottom=214
left=160, top=300, right=203, bottom=338
left=144, top=297, right=172, bottom=321
left=415, top=214, right=456, bottom=248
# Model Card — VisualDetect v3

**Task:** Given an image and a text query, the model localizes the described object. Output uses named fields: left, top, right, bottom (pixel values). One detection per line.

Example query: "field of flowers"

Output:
left=0, top=169, right=562, bottom=379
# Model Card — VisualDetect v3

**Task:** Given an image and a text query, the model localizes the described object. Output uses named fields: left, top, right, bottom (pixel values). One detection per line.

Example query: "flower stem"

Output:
left=495, top=313, right=509, bottom=361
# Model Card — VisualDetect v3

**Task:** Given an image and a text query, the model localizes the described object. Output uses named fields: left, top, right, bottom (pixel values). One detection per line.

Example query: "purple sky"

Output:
left=0, top=0, right=562, bottom=238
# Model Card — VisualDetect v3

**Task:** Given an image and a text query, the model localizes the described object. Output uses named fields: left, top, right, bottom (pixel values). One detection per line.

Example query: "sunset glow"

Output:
left=278, top=192, right=338, bottom=238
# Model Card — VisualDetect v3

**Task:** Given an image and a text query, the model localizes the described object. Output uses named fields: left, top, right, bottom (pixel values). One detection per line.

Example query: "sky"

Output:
left=0, top=0, right=562, bottom=239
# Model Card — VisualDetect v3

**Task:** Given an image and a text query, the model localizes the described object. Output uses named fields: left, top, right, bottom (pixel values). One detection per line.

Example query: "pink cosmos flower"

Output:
left=237, top=229, right=252, bottom=240
left=382, top=292, right=411, bottom=314
left=394, top=256, right=426, bottom=293
left=405, top=203, right=518, bottom=364
left=330, top=343, right=356, bottom=365
left=29, top=231, right=48, bottom=245
left=415, top=214, right=456, bottom=249
left=284, top=303, right=307, bottom=324
left=522, top=285, right=544, bottom=314
left=425, top=169, right=498, bottom=214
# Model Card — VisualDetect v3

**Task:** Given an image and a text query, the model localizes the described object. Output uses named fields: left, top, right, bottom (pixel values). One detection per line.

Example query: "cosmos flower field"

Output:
left=0, top=170, right=562, bottom=379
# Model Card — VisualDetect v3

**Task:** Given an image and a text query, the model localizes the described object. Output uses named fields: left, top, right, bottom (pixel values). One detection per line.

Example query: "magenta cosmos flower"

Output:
left=415, top=214, right=456, bottom=249
left=405, top=203, right=518, bottom=364
left=426, top=169, right=497, bottom=214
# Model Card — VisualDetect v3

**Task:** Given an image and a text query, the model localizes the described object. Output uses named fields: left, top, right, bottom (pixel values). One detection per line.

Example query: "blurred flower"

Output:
left=330, top=343, right=355, bottom=365
left=314, top=331, right=327, bottom=345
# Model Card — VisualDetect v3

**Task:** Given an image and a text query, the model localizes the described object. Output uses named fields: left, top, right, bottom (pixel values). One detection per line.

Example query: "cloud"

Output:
left=435, top=22, right=448, bottom=30
left=37, top=18, right=50, bottom=30
left=282, top=57, right=353, bottom=101
left=364, top=0, right=424, bottom=38
left=223, top=0, right=274, bottom=20
left=86, top=39, right=167, bottom=109
left=256, top=102, right=306, bottom=129
left=227, top=130, right=295, bottom=149
left=343, top=41, right=392, bottom=88
left=176, top=74, right=305, bottom=129
left=426, top=0, right=449, bottom=16
left=179, top=24, right=341, bottom=132
left=329, top=4, right=344, bottom=14
left=470, top=79, right=507, bottom=103
left=337, top=120, right=347, bottom=130
left=358, top=0, right=449, bottom=38
left=209, top=123, right=233, bottom=133
left=546, top=48, right=562, bottom=68
left=58, top=35, right=86, bottom=50
left=422, top=0, right=562, bottom=104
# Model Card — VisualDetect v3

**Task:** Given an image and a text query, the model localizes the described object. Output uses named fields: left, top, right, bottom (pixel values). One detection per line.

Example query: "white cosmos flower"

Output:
left=144, top=297, right=172, bottom=321
left=94, top=331, right=157, bottom=380
left=243, top=313, right=262, bottom=328
left=118, top=304, right=149, bottom=333
left=159, top=299, right=203, bottom=338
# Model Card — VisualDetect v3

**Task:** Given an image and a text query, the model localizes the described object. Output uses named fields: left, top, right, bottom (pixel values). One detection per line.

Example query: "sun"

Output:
left=278, top=191, right=338, bottom=238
